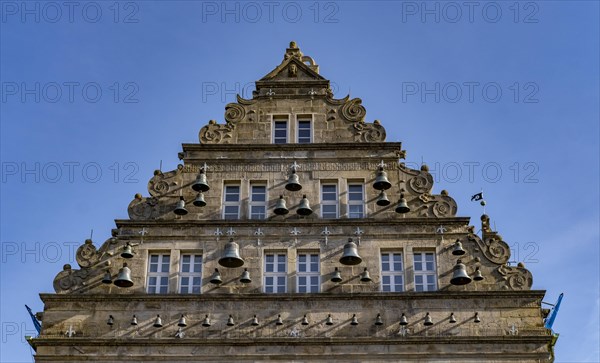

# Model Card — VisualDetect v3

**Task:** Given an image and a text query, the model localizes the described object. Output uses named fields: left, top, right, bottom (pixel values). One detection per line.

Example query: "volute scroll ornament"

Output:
left=353, top=121, right=386, bottom=142
left=199, top=119, right=236, bottom=144
left=497, top=264, right=533, bottom=290
left=224, top=103, right=246, bottom=123
left=147, top=165, right=183, bottom=197
left=467, top=233, right=511, bottom=265
left=340, top=98, right=366, bottom=122
left=407, top=170, right=434, bottom=195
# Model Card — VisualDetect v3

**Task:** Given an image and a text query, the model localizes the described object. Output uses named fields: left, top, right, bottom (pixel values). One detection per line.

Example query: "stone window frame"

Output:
left=222, top=182, right=241, bottom=220
left=272, top=114, right=290, bottom=144
left=147, top=253, right=171, bottom=294
left=320, top=181, right=339, bottom=219
left=380, top=251, right=405, bottom=292
left=412, top=251, right=438, bottom=292
left=248, top=182, right=268, bottom=220
left=296, top=251, right=320, bottom=293
left=346, top=180, right=366, bottom=218
left=263, top=251, right=287, bottom=293
left=296, top=114, right=313, bottom=144
left=178, top=253, right=202, bottom=294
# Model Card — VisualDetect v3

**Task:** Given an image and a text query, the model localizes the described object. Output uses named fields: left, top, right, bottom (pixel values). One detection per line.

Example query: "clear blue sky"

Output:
left=1, top=1, right=598, bottom=362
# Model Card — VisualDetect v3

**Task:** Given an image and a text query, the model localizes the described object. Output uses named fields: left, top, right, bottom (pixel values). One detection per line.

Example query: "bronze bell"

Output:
left=273, top=195, right=289, bottom=215
left=301, top=315, right=309, bottom=325
left=395, top=194, right=410, bottom=214
left=474, top=312, right=481, bottom=323
left=191, top=169, right=210, bottom=192
left=251, top=315, right=259, bottom=326
left=325, top=314, right=333, bottom=325
left=452, top=240, right=466, bottom=256
left=399, top=313, right=408, bottom=326
left=330, top=267, right=342, bottom=283
left=375, top=313, right=383, bottom=326
left=209, top=268, right=223, bottom=284
left=107, top=315, right=114, bottom=326
left=193, top=192, right=206, bottom=207
left=424, top=312, right=433, bottom=326
left=114, top=263, right=133, bottom=288
left=473, top=267, right=484, bottom=281
left=360, top=267, right=372, bottom=282
left=376, top=190, right=391, bottom=206
left=178, top=314, right=187, bottom=327
left=131, top=315, right=138, bottom=326
left=373, top=167, right=392, bottom=190
left=285, top=169, right=302, bottom=191
left=202, top=315, right=211, bottom=327
left=153, top=315, right=163, bottom=328
left=227, top=315, right=235, bottom=326
left=450, top=259, right=472, bottom=285
left=339, top=238, right=362, bottom=265
left=174, top=196, right=188, bottom=216
left=218, top=238, right=244, bottom=268
left=350, top=314, right=359, bottom=326
left=240, top=268, right=251, bottom=284
left=121, top=242, right=134, bottom=259
left=449, top=313, right=457, bottom=323
left=296, top=195, right=313, bottom=216
left=275, top=314, right=283, bottom=325
left=101, top=270, right=112, bottom=284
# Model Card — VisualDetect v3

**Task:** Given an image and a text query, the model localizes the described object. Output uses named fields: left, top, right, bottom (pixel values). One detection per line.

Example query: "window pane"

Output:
left=415, top=262, right=422, bottom=271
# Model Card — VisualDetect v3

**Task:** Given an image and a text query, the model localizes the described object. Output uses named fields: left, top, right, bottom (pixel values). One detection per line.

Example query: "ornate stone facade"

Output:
left=30, top=42, right=553, bottom=362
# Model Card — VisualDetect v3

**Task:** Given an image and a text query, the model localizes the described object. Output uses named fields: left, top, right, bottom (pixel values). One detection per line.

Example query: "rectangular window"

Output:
left=297, top=117, right=311, bottom=143
left=147, top=254, right=170, bottom=294
left=249, top=184, right=267, bottom=219
left=223, top=184, right=240, bottom=220
left=414, top=252, right=437, bottom=291
left=264, top=253, right=287, bottom=293
left=347, top=183, right=365, bottom=218
left=380, top=252, right=404, bottom=292
left=179, top=254, right=202, bottom=294
left=297, top=253, right=320, bottom=293
left=321, top=183, right=338, bottom=218
left=273, top=116, right=288, bottom=144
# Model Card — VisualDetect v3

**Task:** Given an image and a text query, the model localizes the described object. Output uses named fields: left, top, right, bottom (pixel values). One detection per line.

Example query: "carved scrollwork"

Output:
left=147, top=165, right=183, bottom=197
left=432, top=198, right=457, bottom=218
left=340, top=98, right=366, bottom=122
left=468, top=234, right=511, bottom=265
left=199, top=120, right=236, bottom=144
left=76, top=240, right=100, bottom=268
left=224, top=103, right=246, bottom=123
left=353, top=122, right=386, bottom=142
left=497, top=264, right=533, bottom=290
left=53, top=265, right=92, bottom=293
left=408, top=172, right=434, bottom=194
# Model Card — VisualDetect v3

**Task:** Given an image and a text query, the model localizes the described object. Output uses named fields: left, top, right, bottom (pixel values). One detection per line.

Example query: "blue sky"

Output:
left=1, top=1, right=598, bottom=362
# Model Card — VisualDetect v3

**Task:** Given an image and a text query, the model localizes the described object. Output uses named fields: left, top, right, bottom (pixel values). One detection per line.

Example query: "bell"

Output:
left=178, top=314, right=187, bottom=327
left=339, top=238, right=362, bottom=265
left=301, top=315, right=309, bottom=325
left=424, top=312, right=433, bottom=326
left=275, top=314, right=283, bottom=326
left=218, top=238, right=244, bottom=268
left=114, top=263, right=134, bottom=288
left=325, top=314, right=333, bottom=325
left=121, top=242, right=134, bottom=259
left=395, top=194, right=410, bottom=214
left=101, top=270, right=112, bottom=284
left=191, top=169, right=210, bottom=192
left=174, top=196, right=188, bottom=215
left=350, top=314, right=359, bottom=326
left=449, top=313, right=457, bottom=323
left=450, top=259, right=472, bottom=285
left=285, top=170, right=302, bottom=191
left=373, top=167, right=392, bottom=190
left=227, top=315, right=235, bottom=326
left=251, top=315, right=259, bottom=326
left=375, top=313, right=383, bottom=326
left=296, top=195, right=313, bottom=216
left=376, top=190, right=391, bottom=206
left=399, top=313, right=408, bottom=326
left=107, top=315, right=114, bottom=326
left=130, top=315, right=138, bottom=326
left=273, top=195, right=289, bottom=215
left=331, top=267, right=342, bottom=283
left=153, top=315, right=163, bottom=328
left=360, top=267, right=372, bottom=282
left=202, top=315, right=211, bottom=327
left=193, top=192, right=206, bottom=207
left=473, top=267, right=484, bottom=281
left=240, top=268, right=252, bottom=284
left=209, top=268, right=223, bottom=285
left=474, top=312, right=481, bottom=323
left=452, top=240, right=466, bottom=256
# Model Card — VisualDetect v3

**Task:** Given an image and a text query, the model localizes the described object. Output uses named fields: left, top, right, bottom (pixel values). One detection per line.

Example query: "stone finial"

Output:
left=289, top=41, right=297, bottom=49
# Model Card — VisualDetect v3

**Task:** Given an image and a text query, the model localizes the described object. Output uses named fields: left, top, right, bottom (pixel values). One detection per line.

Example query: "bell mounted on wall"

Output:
left=473, top=267, right=484, bottom=281
left=373, top=166, right=392, bottom=190
left=450, top=259, right=472, bottom=285
left=331, top=267, right=342, bottom=283
left=191, top=167, right=210, bottom=192
left=106, top=315, right=114, bottom=326
left=359, top=267, right=372, bottom=282
left=114, top=263, right=133, bottom=288
left=209, top=268, right=223, bottom=285
left=120, top=242, right=134, bottom=259
left=375, top=313, right=383, bottom=326
left=339, top=238, right=362, bottom=265
left=424, top=312, right=433, bottom=326
left=376, top=190, right=391, bottom=206
left=178, top=314, right=187, bottom=327
left=285, top=165, right=302, bottom=191
left=218, top=238, right=244, bottom=268
left=227, top=315, right=235, bottom=326
left=350, top=314, right=359, bottom=326
left=174, top=196, right=188, bottom=216
left=101, top=270, right=112, bottom=284
left=449, top=313, right=457, bottom=323
left=130, top=315, right=138, bottom=326
left=202, top=315, right=211, bottom=327
left=239, top=268, right=252, bottom=284
left=275, top=314, right=283, bottom=326
left=395, top=194, right=410, bottom=214
left=452, top=239, right=466, bottom=256
left=399, top=313, right=408, bottom=326
left=193, top=192, right=206, bottom=207
left=153, top=315, right=163, bottom=328
left=274, top=195, right=289, bottom=215
left=251, top=315, right=260, bottom=326
left=325, top=314, right=334, bottom=325
left=301, top=315, right=309, bottom=325
left=474, top=312, right=481, bottom=323
left=296, top=195, right=313, bottom=216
